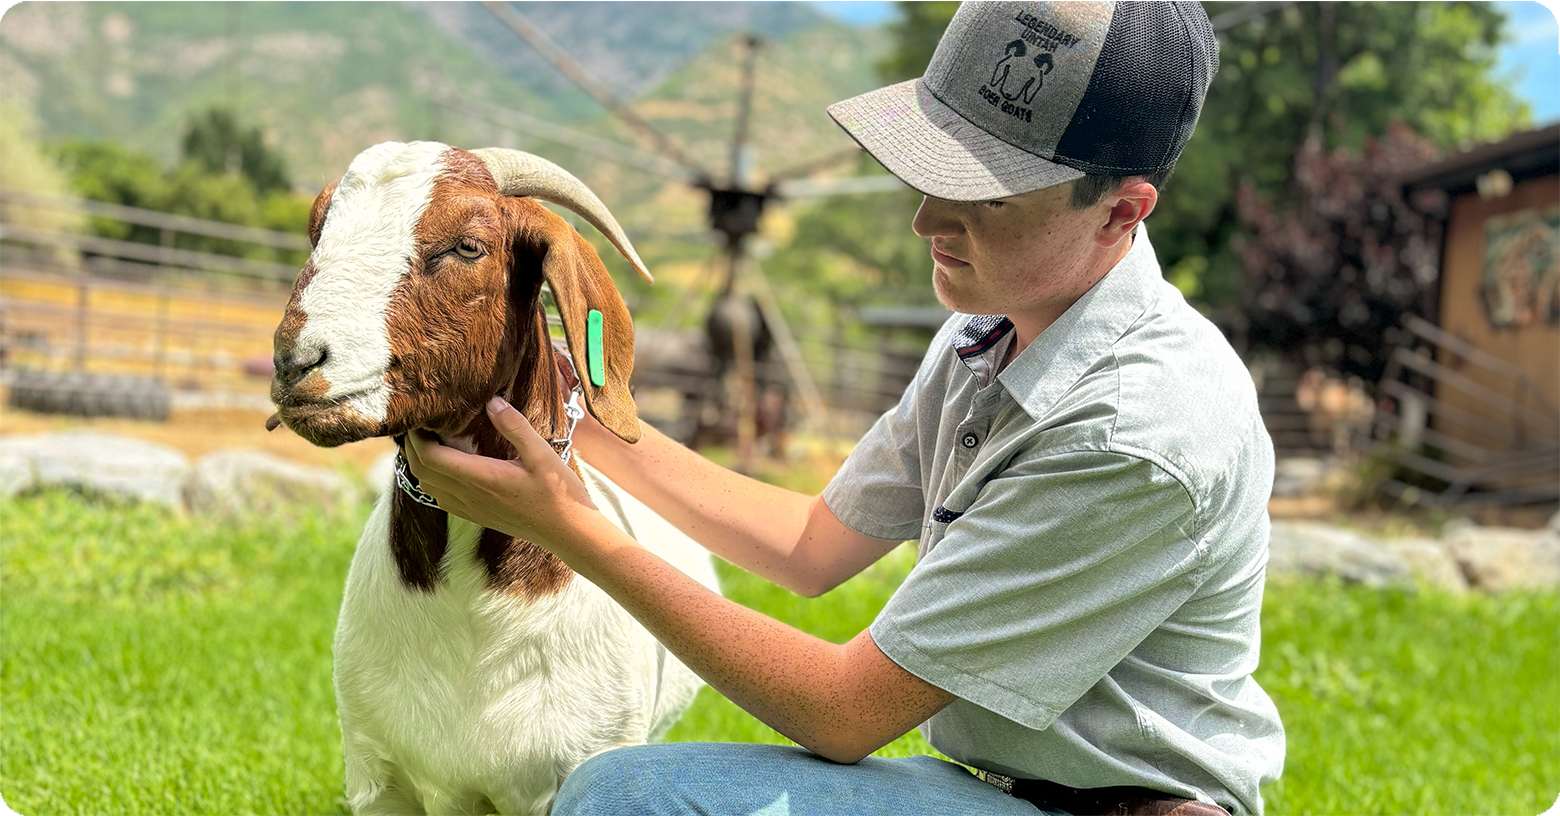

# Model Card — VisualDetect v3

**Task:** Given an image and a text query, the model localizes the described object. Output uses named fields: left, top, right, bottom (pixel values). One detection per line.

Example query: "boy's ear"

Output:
left=504, top=198, right=639, bottom=443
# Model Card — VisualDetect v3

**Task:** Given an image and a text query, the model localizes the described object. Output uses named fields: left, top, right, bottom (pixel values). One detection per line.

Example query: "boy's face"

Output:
left=912, top=182, right=1111, bottom=321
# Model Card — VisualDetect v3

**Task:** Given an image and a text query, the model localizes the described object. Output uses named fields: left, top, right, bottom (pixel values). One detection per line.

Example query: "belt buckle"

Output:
left=975, top=769, right=1016, bottom=796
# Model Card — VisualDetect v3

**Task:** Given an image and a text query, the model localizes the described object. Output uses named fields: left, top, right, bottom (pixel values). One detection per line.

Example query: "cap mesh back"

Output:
left=1053, top=1, right=1218, bottom=175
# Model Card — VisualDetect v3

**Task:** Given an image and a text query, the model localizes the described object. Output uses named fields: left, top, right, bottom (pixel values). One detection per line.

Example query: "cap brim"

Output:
left=827, top=79, right=1084, bottom=202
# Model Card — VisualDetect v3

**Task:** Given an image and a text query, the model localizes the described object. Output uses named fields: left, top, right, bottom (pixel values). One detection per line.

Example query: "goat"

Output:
left=267, top=141, right=719, bottom=815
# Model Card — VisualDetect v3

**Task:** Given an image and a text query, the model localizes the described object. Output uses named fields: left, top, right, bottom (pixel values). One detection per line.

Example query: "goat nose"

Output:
left=274, top=343, right=327, bottom=387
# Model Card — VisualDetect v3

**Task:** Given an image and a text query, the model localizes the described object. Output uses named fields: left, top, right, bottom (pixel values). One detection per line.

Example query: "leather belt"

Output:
left=973, top=769, right=1233, bottom=816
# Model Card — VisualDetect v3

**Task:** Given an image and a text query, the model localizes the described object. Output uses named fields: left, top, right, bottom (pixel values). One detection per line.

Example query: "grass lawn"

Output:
left=2, top=491, right=1556, bottom=815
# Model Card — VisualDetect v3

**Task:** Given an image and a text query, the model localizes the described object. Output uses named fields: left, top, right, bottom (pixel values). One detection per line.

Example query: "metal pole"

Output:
left=729, top=36, right=760, bottom=189
left=728, top=247, right=756, bottom=473
left=74, top=280, right=88, bottom=372
left=155, top=289, right=169, bottom=380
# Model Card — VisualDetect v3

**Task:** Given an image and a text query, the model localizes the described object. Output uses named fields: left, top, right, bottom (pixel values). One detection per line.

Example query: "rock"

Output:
left=1272, top=457, right=1328, bottom=497
left=367, top=449, right=398, bottom=497
left=1441, top=516, right=1479, bottom=536
left=1380, top=537, right=1468, bottom=592
left=1442, top=524, right=1560, bottom=592
left=1268, top=520, right=1414, bottom=587
left=1, top=431, right=189, bottom=508
left=184, top=449, right=359, bottom=518
left=0, top=442, right=37, bottom=498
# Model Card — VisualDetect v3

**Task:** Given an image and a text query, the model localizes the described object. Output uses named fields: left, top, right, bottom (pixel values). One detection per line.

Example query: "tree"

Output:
left=0, top=103, right=85, bottom=264
left=1231, top=123, right=1448, bottom=383
left=53, top=111, right=310, bottom=266
left=53, top=140, right=171, bottom=245
left=1159, top=2, right=1529, bottom=309
left=873, top=2, right=1532, bottom=314
left=180, top=108, right=292, bottom=196
left=876, top=2, right=959, bottom=84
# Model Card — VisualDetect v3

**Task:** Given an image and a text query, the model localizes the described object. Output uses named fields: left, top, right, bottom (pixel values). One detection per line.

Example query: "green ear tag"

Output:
left=586, top=309, right=606, bottom=387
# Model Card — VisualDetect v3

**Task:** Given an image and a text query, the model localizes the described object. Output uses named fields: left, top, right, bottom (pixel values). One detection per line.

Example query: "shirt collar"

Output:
left=954, top=223, right=1164, bottom=421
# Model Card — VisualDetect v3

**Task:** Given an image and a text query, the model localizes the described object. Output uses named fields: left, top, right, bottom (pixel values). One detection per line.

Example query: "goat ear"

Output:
left=507, top=199, right=640, bottom=444
left=307, top=180, right=339, bottom=248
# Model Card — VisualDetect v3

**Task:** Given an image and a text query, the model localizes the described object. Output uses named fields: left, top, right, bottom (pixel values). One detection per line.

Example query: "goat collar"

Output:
left=392, top=386, right=586, bottom=510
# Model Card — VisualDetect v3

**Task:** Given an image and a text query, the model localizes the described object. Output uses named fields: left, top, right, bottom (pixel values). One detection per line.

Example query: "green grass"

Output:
left=2, top=492, right=1557, bottom=815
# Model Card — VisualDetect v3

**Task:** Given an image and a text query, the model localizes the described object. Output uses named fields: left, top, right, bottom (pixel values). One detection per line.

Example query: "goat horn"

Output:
left=471, top=148, right=653, bottom=284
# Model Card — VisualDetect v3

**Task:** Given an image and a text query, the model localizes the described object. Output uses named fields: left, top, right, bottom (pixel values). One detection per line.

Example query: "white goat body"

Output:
left=337, top=460, right=717, bottom=815
left=267, top=142, right=719, bottom=815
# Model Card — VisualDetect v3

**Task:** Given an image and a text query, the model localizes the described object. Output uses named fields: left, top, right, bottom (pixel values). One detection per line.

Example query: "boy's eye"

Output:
left=980, top=200, right=1007, bottom=209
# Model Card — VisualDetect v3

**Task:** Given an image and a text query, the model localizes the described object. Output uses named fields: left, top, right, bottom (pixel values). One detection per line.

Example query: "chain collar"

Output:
left=394, top=386, right=586, bottom=509
left=394, top=451, right=442, bottom=509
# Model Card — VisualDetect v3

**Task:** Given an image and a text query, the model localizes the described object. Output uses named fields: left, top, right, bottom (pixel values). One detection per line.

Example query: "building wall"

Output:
left=1436, top=174, right=1560, bottom=454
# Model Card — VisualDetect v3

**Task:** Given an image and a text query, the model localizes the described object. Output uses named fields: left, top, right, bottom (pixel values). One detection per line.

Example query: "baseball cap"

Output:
left=827, top=1, right=1219, bottom=201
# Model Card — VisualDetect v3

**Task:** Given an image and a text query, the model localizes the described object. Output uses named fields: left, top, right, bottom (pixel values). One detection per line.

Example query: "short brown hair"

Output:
left=1068, top=167, right=1175, bottom=209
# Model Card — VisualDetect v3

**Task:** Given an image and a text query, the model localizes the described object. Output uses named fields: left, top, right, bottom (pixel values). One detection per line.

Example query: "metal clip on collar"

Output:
left=550, top=388, right=586, bottom=465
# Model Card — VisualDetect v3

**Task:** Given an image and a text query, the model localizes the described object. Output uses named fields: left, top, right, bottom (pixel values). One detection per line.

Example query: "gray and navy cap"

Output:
left=828, top=1, right=1219, bottom=201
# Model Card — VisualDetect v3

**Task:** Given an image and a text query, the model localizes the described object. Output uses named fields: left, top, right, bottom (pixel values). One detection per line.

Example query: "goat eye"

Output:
left=455, top=238, right=485, bottom=260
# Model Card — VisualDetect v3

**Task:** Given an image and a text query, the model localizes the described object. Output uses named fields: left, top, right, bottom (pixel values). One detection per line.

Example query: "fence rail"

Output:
left=1371, top=315, right=1559, bottom=508
left=0, top=186, right=310, bottom=252
left=0, top=192, right=927, bottom=437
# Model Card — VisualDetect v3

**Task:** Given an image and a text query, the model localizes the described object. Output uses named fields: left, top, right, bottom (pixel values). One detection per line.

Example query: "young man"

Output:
left=406, top=2, right=1285, bottom=814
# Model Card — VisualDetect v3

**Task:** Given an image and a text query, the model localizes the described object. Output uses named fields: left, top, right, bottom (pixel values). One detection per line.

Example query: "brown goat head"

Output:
left=270, top=141, right=650, bottom=449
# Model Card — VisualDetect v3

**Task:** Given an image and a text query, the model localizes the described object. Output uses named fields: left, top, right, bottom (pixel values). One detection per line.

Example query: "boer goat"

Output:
left=268, top=141, right=719, bottom=815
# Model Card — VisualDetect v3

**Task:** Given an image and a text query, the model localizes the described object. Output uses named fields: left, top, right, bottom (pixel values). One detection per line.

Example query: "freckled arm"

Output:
left=560, top=509, right=956, bottom=764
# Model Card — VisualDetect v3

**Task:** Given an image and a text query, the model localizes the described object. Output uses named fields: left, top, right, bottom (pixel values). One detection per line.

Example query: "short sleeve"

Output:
left=820, top=368, right=928, bottom=542
left=869, top=449, right=1203, bottom=730
left=821, top=314, right=963, bottom=542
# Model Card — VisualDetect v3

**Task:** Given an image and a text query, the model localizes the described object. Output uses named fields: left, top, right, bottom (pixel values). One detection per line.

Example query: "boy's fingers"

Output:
left=486, top=397, right=553, bottom=462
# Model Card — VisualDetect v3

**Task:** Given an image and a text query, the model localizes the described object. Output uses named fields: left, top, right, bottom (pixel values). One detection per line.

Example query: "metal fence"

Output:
left=0, top=188, right=930, bottom=434
left=0, top=187, right=303, bottom=413
left=1371, top=314, right=1560, bottom=507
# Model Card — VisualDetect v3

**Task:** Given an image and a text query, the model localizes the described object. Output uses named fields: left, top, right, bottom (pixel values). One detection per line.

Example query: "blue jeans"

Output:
left=553, top=743, right=1052, bottom=816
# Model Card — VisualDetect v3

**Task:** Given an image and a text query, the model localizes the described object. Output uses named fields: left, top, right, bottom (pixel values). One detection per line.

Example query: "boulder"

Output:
left=1268, top=520, right=1414, bottom=587
left=0, top=441, right=37, bottom=499
left=1380, top=537, right=1468, bottom=592
left=184, top=449, right=359, bottom=518
left=0, top=431, right=189, bottom=508
left=1272, top=457, right=1328, bottom=498
left=1442, top=523, right=1560, bottom=592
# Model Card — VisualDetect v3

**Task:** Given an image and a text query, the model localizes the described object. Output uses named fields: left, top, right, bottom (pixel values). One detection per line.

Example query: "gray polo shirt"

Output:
left=822, top=226, right=1285, bottom=815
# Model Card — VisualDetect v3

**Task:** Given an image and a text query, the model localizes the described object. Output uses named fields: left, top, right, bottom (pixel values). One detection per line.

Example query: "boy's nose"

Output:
left=912, top=196, right=964, bottom=239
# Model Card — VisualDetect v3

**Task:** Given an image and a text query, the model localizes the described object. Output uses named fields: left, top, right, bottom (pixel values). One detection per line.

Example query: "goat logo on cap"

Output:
left=976, top=10, right=1083, bottom=125
left=989, top=40, right=1053, bottom=105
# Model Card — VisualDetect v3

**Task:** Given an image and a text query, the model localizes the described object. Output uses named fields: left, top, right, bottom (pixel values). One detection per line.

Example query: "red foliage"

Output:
left=1234, top=123, right=1449, bottom=383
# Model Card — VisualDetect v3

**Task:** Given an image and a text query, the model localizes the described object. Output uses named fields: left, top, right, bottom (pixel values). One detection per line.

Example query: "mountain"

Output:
left=0, top=1, right=881, bottom=193
left=412, top=1, right=831, bottom=102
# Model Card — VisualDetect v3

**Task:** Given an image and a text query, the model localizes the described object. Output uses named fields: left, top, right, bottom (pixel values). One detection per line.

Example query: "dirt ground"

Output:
left=0, top=403, right=394, bottom=475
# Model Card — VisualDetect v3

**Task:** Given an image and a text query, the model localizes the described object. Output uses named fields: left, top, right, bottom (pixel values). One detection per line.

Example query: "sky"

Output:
left=1496, top=0, right=1560, bottom=123
left=809, top=0, right=1560, bottom=124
